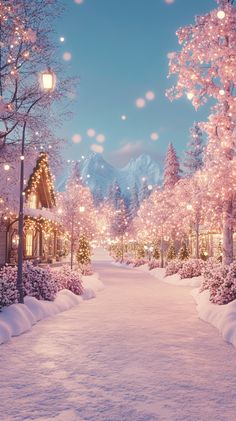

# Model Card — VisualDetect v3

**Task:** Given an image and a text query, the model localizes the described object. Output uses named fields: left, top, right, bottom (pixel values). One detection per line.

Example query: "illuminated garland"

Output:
left=25, top=153, right=56, bottom=206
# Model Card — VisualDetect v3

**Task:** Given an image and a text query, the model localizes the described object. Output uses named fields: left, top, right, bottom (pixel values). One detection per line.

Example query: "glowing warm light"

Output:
left=63, top=52, right=72, bottom=61
left=150, top=132, right=159, bottom=141
left=20, top=155, right=24, bottom=160
left=121, top=115, right=127, bottom=120
left=4, top=164, right=10, bottom=171
left=40, top=69, right=56, bottom=91
left=148, top=185, right=153, bottom=190
left=219, top=89, right=225, bottom=96
left=145, top=91, right=155, bottom=101
left=90, top=144, right=104, bottom=153
left=72, top=134, right=82, bottom=143
left=79, top=206, right=85, bottom=213
left=217, top=10, right=225, bottom=20
left=60, top=37, right=65, bottom=42
left=96, top=134, right=106, bottom=143
left=135, top=98, right=146, bottom=108
left=87, top=128, right=96, bottom=137
left=187, top=92, right=194, bottom=100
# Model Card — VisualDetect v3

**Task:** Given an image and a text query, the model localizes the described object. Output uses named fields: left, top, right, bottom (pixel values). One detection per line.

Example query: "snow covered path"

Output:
left=1, top=253, right=236, bottom=421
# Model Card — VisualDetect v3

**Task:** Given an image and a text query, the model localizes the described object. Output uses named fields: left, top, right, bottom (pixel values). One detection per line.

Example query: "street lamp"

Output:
left=16, top=69, right=56, bottom=303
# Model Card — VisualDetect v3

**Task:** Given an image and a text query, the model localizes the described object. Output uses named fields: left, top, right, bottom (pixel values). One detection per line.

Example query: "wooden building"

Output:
left=0, top=152, right=66, bottom=266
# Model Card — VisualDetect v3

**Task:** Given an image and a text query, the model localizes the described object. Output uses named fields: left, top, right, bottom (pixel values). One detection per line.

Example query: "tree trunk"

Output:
left=195, top=220, right=200, bottom=259
left=222, top=198, right=233, bottom=266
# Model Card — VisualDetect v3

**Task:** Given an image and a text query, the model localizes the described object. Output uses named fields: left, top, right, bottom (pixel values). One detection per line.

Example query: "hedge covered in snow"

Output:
left=0, top=263, right=84, bottom=309
left=200, top=260, right=236, bottom=305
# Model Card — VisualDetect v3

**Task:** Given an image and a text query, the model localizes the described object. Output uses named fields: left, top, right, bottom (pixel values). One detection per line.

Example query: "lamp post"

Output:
left=17, top=69, right=56, bottom=303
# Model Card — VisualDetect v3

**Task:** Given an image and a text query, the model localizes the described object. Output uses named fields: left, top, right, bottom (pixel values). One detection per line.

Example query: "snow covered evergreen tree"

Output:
left=129, top=183, right=140, bottom=219
left=163, top=143, right=181, bottom=189
left=108, top=180, right=123, bottom=210
left=167, top=242, right=176, bottom=261
left=178, top=242, right=189, bottom=260
left=139, top=179, right=151, bottom=203
left=183, top=123, right=204, bottom=176
left=76, top=235, right=91, bottom=274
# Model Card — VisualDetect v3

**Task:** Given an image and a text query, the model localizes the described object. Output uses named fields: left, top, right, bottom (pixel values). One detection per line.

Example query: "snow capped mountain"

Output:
left=78, top=153, right=161, bottom=198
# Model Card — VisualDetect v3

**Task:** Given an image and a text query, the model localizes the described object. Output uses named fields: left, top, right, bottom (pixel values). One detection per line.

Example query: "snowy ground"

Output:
left=1, top=249, right=236, bottom=421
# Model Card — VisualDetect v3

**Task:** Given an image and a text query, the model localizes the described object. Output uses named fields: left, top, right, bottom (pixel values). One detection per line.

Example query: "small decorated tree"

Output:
left=153, top=243, right=160, bottom=260
left=76, top=235, right=91, bottom=274
left=136, top=243, right=145, bottom=259
left=178, top=242, right=189, bottom=260
left=167, top=242, right=176, bottom=261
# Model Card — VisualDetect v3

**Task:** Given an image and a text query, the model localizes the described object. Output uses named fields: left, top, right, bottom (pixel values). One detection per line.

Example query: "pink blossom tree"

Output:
left=0, top=0, right=74, bottom=154
left=167, top=0, right=236, bottom=265
left=58, top=177, right=96, bottom=269
left=163, top=143, right=181, bottom=189
left=183, top=123, right=204, bottom=176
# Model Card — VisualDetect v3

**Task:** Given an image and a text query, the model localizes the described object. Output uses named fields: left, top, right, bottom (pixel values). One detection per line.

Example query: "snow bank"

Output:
left=192, top=288, right=236, bottom=348
left=82, top=272, right=105, bottom=300
left=0, top=273, right=104, bottom=345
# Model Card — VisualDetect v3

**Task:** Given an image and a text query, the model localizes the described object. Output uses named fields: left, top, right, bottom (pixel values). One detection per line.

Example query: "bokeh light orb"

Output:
left=91, top=144, right=104, bottom=153
left=63, top=52, right=72, bottom=61
left=150, top=132, right=159, bottom=141
left=145, top=91, right=155, bottom=101
left=136, top=98, right=146, bottom=108
left=72, top=134, right=82, bottom=143
left=87, top=128, right=96, bottom=137
left=96, top=134, right=106, bottom=143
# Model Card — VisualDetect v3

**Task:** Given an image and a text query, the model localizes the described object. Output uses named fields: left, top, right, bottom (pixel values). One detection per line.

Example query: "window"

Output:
left=28, top=193, right=37, bottom=209
left=25, top=232, right=33, bottom=256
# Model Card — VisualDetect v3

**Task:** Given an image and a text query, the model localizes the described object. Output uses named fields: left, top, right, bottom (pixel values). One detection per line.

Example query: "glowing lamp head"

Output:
left=4, top=164, right=10, bottom=171
left=187, top=92, right=194, bottom=100
left=40, top=69, right=56, bottom=91
left=79, top=206, right=85, bottom=213
left=217, top=10, right=225, bottom=20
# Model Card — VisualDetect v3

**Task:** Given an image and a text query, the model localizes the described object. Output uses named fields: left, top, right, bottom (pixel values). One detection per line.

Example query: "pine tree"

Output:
left=167, top=241, right=176, bottom=261
left=136, top=243, right=145, bottom=259
left=76, top=235, right=91, bottom=273
left=183, top=123, right=204, bottom=176
left=178, top=242, right=189, bottom=260
left=139, top=179, right=150, bottom=202
left=111, top=198, right=129, bottom=238
left=108, top=180, right=122, bottom=210
left=153, top=243, right=160, bottom=260
left=163, top=143, right=181, bottom=189
left=129, top=183, right=140, bottom=219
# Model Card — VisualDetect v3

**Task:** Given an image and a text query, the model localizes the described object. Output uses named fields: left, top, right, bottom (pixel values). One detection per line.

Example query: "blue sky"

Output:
left=56, top=0, right=216, bottom=169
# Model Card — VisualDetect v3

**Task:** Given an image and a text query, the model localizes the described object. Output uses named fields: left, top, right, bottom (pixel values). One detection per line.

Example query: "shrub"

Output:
left=166, top=242, right=176, bottom=261
left=23, top=262, right=57, bottom=301
left=178, top=258, right=205, bottom=279
left=165, top=259, right=183, bottom=276
left=133, top=259, right=147, bottom=267
left=200, top=260, right=236, bottom=305
left=148, top=260, right=161, bottom=270
left=0, top=262, right=57, bottom=309
left=0, top=265, right=18, bottom=309
left=51, top=266, right=84, bottom=296
left=178, top=242, right=189, bottom=260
